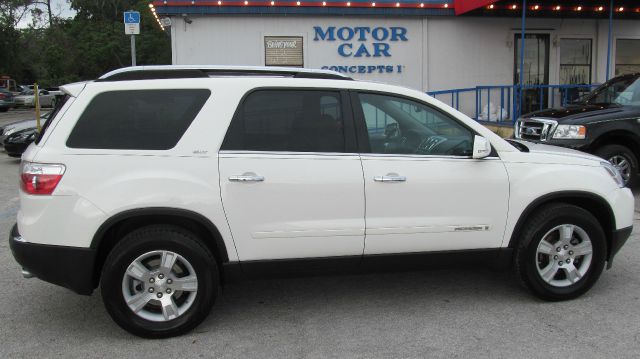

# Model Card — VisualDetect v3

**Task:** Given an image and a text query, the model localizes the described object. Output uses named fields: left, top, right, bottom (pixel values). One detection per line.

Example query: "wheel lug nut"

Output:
left=148, top=287, right=154, bottom=293
left=157, top=293, right=163, bottom=298
left=167, top=279, right=173, bottom=284
left=166, top=288, right=172, bottom=294
left=564, top=245, right=569, bottom=250
left=556, top=247, right=561, bottom=252
left=566, top=259, right=571, bottom=264
left=158, top=274, right=164, bottom=279
left=569, top=251, right=573, bottom=255
left=149, top=278, right=155, bottom=283
left=553, top=255, right=558, bottom=260
left=558, top=262, right=563, bottom=266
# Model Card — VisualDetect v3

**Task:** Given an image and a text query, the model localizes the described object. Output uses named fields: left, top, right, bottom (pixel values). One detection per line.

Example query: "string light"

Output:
left=488, top=4, right=494, bottom=9
left=576, top=6, right=582, bottom=11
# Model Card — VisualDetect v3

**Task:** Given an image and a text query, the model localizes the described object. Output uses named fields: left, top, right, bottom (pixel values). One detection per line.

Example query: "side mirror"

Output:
left=472, top=135, right=491, bottom=159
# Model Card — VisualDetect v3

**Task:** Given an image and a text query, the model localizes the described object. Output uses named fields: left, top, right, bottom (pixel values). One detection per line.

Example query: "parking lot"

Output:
left=1, top=110, right=640, bottom=358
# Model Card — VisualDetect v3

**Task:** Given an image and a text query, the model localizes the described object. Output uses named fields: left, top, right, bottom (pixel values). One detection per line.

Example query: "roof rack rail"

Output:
left=98, top=65, right=353, bottom=82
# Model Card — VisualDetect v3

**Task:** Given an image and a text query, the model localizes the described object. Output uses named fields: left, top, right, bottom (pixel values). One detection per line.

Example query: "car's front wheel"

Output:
left=514, top=203, right=606, bottom=301
left=101, top=225, right=218, bottom=338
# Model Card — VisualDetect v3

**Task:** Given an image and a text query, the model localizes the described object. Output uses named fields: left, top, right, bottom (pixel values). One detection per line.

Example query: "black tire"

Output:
left=0, top=107, right=8, bottom=112
left=101, top=225, right=219, bottom=338
left=595, top=144, right=638, bottom=187
left=514, top=203, right=606, bottom=301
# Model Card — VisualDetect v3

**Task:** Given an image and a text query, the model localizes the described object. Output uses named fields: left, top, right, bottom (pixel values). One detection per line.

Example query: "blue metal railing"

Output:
left=428, top=84, right=599, bottom=123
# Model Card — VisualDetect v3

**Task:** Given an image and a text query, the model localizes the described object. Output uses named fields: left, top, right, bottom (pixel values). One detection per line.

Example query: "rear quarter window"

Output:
left=66, top=89, right=210, bottom=150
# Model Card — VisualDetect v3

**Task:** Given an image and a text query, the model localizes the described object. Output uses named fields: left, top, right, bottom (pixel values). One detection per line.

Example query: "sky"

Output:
left=17, top=0, right=76, bottom=28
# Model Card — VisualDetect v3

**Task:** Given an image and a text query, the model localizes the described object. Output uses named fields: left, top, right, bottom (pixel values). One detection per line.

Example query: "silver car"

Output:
left=14, top=89, right=57, bottom=108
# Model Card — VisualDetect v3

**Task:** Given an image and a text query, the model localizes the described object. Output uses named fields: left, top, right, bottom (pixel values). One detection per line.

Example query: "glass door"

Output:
left=515, top=34, right=550, bottom=114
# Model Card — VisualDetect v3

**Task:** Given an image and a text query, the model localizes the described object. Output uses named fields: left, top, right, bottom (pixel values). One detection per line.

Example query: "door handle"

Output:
left=229, top=173, right=264, bottom=182
left=373, top=174, right=406, bottom=182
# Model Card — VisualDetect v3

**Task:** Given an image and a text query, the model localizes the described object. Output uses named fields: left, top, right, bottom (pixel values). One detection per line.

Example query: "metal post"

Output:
left=519, top=0, right=526, bottom=120
left=131, top=35, right=137, bottom=66
left=605, top=0, right=613, bottom=80
left=34, top=83, right=41, bottom=132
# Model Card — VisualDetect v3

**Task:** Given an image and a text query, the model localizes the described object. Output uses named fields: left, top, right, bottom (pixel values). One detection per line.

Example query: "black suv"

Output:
left=515, top=73, right=640, bottom=186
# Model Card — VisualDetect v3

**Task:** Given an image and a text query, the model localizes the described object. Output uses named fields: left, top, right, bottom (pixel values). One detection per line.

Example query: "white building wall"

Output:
left=170, top=15, right=640, bottom=117
left=170, top=16, right=425, bottom=90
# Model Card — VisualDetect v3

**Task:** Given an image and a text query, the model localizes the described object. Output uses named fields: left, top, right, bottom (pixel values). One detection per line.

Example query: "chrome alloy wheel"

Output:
left=609, top=155, right=632, bottom=184
left=121, top=250, right=198, bottom=322
left=535, top=224, right=593, bottom=288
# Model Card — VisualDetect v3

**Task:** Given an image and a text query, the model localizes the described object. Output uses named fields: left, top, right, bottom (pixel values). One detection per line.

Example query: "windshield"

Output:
left=583, top=75, right=640, bottom=106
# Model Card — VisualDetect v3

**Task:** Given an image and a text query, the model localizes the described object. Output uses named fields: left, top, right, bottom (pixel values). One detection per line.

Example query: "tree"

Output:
left=2, top=0, right=170, bottom=85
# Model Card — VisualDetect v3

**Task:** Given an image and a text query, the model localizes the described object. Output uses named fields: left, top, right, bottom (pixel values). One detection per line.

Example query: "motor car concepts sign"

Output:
left=313, top=26, right=407, bottom=75
left=124, top=11, right=140, bottom=35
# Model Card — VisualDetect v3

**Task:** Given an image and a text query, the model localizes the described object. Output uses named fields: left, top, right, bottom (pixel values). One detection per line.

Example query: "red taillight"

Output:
left=0, top=93, right=6, bottom=99
left=20, top=162, right=65, bottom=195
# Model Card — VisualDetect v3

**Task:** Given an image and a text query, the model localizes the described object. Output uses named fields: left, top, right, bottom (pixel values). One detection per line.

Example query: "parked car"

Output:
left=0, top=112, right=49, bottom=145
left=515, top=72, right=640, bottom=186
left=14, top=89, right=57, bottom=108
left=9, top=66, right=633, bottom=338
left=3, top=127, right=37, bottom=157
left=0, top=88, right=15, bottom=112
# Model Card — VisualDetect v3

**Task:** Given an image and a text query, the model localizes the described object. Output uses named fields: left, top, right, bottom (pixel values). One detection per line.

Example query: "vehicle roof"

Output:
left=99, top=65, right=352, bottom=81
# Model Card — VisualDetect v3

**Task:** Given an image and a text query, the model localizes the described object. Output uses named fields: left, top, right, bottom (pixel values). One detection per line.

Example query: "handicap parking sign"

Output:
left=124, top=11, right=140, bottom=24
left=124, top=11, right=140, bottom=34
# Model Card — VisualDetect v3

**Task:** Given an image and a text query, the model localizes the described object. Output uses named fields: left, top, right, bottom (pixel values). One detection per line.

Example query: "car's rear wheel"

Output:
left=514, top=203, right=606, bottom=301
left=595, top=144, right=638, bottom=187
left=101, top=225, right=218, bottom=338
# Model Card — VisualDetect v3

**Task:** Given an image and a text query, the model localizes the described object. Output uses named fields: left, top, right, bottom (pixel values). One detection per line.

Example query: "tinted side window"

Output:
left=358, top=93, right=474, bottom=156
left=221, top=90, right=346, bottom=153
left=66, top=89, right=210, bottom=150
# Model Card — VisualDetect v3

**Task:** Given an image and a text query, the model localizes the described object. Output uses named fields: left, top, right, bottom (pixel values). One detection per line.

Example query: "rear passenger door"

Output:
left=218, top=89, right=365, bottom=261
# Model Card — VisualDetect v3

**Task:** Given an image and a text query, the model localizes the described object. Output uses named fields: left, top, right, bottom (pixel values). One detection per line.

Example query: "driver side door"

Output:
left=352, top=92, right=510, bottom=255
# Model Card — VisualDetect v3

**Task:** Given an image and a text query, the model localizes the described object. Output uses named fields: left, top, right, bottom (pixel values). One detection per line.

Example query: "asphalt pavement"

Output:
left=1, top=109, right=640, bottom=358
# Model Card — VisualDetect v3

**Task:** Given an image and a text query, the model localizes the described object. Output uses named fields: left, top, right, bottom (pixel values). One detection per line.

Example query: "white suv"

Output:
left=9, top=66, right=634, bottom=338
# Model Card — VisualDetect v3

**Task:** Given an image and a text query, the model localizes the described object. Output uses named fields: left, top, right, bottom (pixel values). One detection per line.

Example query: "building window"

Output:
left=560, top=39, right=592, bottom=85
left=616, top=39, right=640, bottom=76
left=264, top=36, right=304, bottom=67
